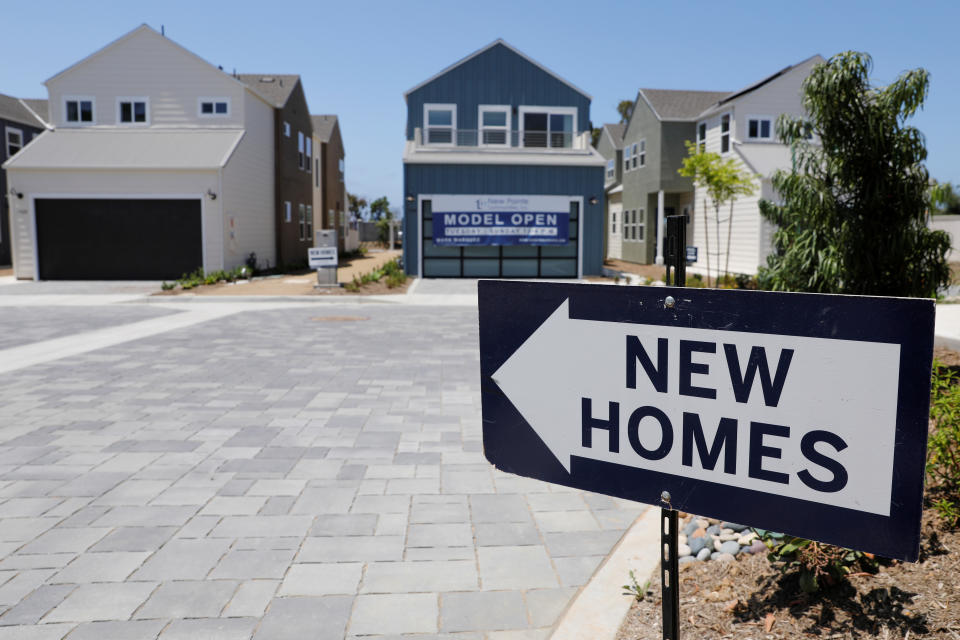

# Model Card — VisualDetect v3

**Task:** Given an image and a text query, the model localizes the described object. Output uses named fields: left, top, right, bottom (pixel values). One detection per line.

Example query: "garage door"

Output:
left=35, top=199, right=203, bottom=280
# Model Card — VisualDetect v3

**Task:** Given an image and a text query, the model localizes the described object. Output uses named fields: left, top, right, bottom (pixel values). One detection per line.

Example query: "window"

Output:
left=306, top=205, right=313, bottom=240
left=198, top=98, right=230, bottom=117
left=6, top=127, right=23, bottom=158
left=64, top=96, right=94, bottom=124
left=339, top=158, right=344, bottom=183
left=425, top=104, right=456, bottom=145
left=637, top=208, right=645, bottom=241
left=624, top=149, right=630, bottom=172
left=638, top=139, right=646, bottom=167
left=747, top=116, right=773, bottom=140
left=697, top=122, right=706, bottom=152
left=519, top=107, right=576, bottom=148
left=117, top=98, right=148, bottom=124
left=631, top=143, right=638, bottom=169
left=283, top=122, right=291, bottom=137
left=611, top=211, right=617, bottom=234
left=299, top=204, right=306, bottom=240
left=479, top=105, right=510, bottom=146
left=606, top=159, right=615, bottom=180
left=305, top=138, right=312, bottom=172
left=720, top=113, right=731, bottom=153
left=315, top=158, right=320, bottom=187
left=298, top=132, right=305, bottom=169
left=284, top=201, right=292, bottom=223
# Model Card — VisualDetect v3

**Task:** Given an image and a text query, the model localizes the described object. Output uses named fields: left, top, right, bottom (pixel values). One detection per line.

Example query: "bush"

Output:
left=753, top=528, right=876, bottom=593
left=927, top=360, right=960, bottom=526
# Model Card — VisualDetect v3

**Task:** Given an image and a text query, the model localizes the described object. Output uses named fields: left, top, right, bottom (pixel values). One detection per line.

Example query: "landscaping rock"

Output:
left=677, top=543, right=691, bottom=557
left=722, top=522, right=748, bottom=532
left=687, top=536, right=707, bottom=555
left=718, top=533, right=739, bottom=542
left=682, top=520, right=699, bottom=536
left=719, top=540, right=741, bottom=555
left=747, top=540, right=767, bottom=555
left=706, top=524, right=722, bottom=536
left=678, top=556, right=697, bottom=566
left=696, top=547, right=711, bottom=561
left=737, top=531, right=757, bottom=545
left=711, top=552, right=736, bottom=562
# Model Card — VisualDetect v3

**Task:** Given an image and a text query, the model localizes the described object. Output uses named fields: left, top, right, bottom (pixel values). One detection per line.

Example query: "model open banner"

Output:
left=431, top=195, right=570, bottom=246
left=478, top=280, right=936, bottom=561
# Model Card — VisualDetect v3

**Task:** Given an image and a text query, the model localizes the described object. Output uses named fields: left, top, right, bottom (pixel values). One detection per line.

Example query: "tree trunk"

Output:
left=724, top=199, right=734, bottom=282
left=703, top=198, right=711, bottom=286
left=714, top=203, right=722, bottom=287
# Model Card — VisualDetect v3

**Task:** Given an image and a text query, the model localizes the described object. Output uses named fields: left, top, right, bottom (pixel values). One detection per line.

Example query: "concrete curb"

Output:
left=551, top=506, right=661, bottom=639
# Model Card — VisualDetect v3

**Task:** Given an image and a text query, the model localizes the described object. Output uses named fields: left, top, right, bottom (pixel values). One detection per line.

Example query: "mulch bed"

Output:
left=616, top=510, right=960, bottom=639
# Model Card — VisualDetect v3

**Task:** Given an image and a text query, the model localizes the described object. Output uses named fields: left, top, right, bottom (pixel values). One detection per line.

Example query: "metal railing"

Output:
left=418, top=128, right=583, bottom=150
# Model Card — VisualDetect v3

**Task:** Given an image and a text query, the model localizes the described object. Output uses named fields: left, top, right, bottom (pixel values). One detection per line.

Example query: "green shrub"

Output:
left=927, top=360, right=960, bottom=525
left=160, top=281, right=175, bottom=291
left=753, top=528, right=876, bottom=593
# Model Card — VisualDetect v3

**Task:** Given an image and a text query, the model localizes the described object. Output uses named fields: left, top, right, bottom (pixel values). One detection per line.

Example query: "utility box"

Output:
left=311, top=229, right=339, bottom=287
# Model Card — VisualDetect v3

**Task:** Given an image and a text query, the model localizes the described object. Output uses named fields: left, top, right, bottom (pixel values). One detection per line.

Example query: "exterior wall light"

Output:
left=588, top=196, right=598, bottom=205
left=406, top=194, right=415, bottom=203
left=9, top=188, right=23, bottom=199
left=207, top=189, right=217, bottom=200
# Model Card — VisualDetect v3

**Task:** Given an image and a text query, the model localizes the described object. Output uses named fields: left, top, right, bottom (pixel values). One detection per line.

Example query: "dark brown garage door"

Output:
left=35, top=198, right=203, bottom=280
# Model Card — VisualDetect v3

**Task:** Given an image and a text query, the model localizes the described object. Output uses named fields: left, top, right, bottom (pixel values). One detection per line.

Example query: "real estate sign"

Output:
left=432, top=195, right=570, bottom=246
left=478, top=280, right=935, bottom=561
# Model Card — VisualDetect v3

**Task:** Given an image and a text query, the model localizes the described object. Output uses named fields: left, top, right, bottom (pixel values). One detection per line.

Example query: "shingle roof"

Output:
left=311, top=115, right=338, bottom=143
left=713, top=54, right=823, bottom=109
left=0, top=93, right=46, bottom=128
left=638, top=89, right=732, bottom=120
left=602, top=123, right=625, bottom=149
left=21, top=99, right=49, bottom=124
left=236, top=74, right=300, bottom=107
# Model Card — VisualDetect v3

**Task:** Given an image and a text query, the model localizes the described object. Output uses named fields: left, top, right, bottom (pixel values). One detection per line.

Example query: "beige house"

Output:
left=3, top=24, right=277, bottom=279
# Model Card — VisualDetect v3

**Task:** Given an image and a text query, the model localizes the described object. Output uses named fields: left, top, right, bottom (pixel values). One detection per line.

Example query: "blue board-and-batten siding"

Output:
left=403, top=163, right=605, bottom=276
left=406, top=43, right=591, bottom=137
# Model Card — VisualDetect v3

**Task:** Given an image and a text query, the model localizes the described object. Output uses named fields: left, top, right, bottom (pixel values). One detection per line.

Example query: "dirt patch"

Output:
left=934, top=346, right=960, bottom=368
left=154, top=275, right=410, bottom=297
left=605, top=260, right=668, bottom=282
left=617, top=509, right=960, bottom=639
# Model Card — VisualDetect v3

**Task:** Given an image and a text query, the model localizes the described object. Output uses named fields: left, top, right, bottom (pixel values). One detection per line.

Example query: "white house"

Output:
left=3, top=24, right=276, bottom=280
left=690, top=55, right=824, bottom=277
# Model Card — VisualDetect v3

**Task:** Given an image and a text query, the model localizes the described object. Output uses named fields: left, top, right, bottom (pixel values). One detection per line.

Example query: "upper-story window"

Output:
left=298, top=132, right=305, bottom=169
left=283, top=122, right=291, bottom=137
left=624, top=148, right=630, bottom=172
left=479, top=105, right=510, bottom=146
left=305, top=137, right=312, bottom=172
left=697, top=122, right=707, bottom=152
left=6, top=127, right=23, bottom=158
left=638, top=139, right=646, bottom=167
left=747, top=116, right=773, bottom=141
left=339, top=158, right=345, bottom=183
left=425, top=104, right=456, bottom=145
left=520, top=107, right=576, bottom=148
left=630, top=143, right=638, bottom=169
left=199, top=98, right=230, bottom=117
left=64, top=96, right=95, bottom=125
left=606, top=158, right=615, bottom=180
left=720, top=113, right=731, bottom=153
left=117, top=98, right=148, bottom=125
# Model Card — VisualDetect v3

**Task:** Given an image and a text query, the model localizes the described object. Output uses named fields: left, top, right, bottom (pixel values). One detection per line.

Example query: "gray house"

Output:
left=0, top=94, right=48, bottom=266
left=594, top=123, right=624, bottom=261
left=613, top=89, right=727, bottom=265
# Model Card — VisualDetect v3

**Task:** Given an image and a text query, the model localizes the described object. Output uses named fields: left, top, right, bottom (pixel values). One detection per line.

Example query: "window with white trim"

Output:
left=631, top=143, right=638, bottom=169
left=747, top=116, right=773, bottom=140
left=520, top=107, right=576, bottom=148
left=299, top=203, right=306, bottom=240
left=306, top=205, right=313, bottom=240
left=424, top=104, right=456, bottom=145
left=305, top=138, right=312, bottom=172
left=606, top=159, right=615, bottom=180
left=199, top=98, right=230, bottom=117
left=6, top=127, right=23, bottom=158
left=117, top=98, right=148, bottom=125
left=479, top=105, right=510, bottom=146
left=284, top=201, right=292, bottom=223
left=64, top=96, right=94, bottom=124
left=624, top=149, right=630, bottom=172
left=611, top=211, right=617, bottom=234
left=697, top=122, right=706, bottom=152
left=637, top=208, right=645, bottom=241
left=298, top=132, right=305, bottom=169
left=339, top=158, right=344, bottom=183
left=638, top=139, right=646, bottom=167
left=720, top=113, right=731, bottom=153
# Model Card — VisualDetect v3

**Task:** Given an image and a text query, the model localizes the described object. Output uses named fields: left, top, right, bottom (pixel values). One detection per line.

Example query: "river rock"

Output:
left=687, top=535, right=707, bottom=555
left=719, top=540, right=741, bottom=555
left=747, top=540, right=767, bottom=554
left=706, top=524, right=722, bottom=536
left=677, top=543, right=691, bottom=557
left=678, top=534, right=687, bottom=545
left=737, top=531, right=757, bottom=545
left=722, top=522, right=749, bottom=532
left=679, top=556, right=697, bottom=566
left=682, top=520, right=699, bottom=536
left=718, top=533, right=739, bottom=542
left=711, top=552, right=736, bottom=562
left=696, top=547, right=712, bottom=561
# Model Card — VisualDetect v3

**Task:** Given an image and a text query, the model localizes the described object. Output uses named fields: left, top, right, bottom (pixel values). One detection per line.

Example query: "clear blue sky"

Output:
left=3, top=0, right=958, bottom=216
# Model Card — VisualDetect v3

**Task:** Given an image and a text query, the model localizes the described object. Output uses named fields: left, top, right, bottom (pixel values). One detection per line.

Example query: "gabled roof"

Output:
left=237, top=74, right=300, bottom=108
left=404, top=39, right=592, bottom=101
left=21, top=99, right=49, bottom=125
left=311, top=115, right=339, bottom=142
left=700, top=54, right=825, bottom=115
left=638, top=89, right=731, bottom=121
left=43, top=24, right=273, bottom=106
left=0, top=93, right=47, bottom=128
left=601, top=123, right=626, bottom=149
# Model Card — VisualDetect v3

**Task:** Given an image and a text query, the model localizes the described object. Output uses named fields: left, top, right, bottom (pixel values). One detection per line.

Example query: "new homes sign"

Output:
left=432, top=195, right=570, bottom=246
left=478, top=281, right=935, bottom=561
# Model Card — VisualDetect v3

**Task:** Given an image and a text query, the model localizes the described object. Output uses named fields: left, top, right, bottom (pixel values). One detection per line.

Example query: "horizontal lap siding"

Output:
left=403, top=163, right=604, bottom=275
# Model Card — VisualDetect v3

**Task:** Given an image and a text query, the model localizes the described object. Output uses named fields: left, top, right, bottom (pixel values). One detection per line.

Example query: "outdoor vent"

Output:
left=260, top=77, right=275, bottom=83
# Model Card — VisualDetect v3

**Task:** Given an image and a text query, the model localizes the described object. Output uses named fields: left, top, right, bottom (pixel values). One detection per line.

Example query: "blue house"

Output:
left=402, top=40, right=605, bottom=278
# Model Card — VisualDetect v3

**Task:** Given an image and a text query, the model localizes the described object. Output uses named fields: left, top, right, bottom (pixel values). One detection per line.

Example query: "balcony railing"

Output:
left=414, top=128, right=589, bottom=151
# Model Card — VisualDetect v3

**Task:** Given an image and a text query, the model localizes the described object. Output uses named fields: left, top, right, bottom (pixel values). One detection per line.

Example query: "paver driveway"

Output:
left=0, top=292, right=644, bottom=639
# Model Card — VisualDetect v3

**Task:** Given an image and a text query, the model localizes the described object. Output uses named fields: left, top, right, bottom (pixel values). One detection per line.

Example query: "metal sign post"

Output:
left=311, top=229, right=339, bottom=288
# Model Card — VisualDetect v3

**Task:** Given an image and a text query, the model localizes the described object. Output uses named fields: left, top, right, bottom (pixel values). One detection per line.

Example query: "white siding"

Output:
left=689, top=174, right=764, bottom=277
left=929, top=215, right=960, bottom=261
left=607, top=195, right=622, bottom=260
left=47, top=27, right=246, bottom=129
left=7, top=168, right=221, bottom=279
left=220, top=91, right=275, bottom=270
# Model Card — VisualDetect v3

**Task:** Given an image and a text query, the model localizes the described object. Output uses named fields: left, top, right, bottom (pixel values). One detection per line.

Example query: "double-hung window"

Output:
left=306, top=205, right=313, bottom=240
left=637, top=208, right=645, bottom=241
left=6, top=127, right=23, bottom=158
left=199, top=98, right=230, bottom=117
left=638, top=139, right=646, bottom=167
left=611, top=211, right=617, bottom=234
left=697, top=122, right=707, bottom=152
left=479, top=105, right=510, bottom=146
left=283, top=122, right=291, bottom=137
left=623, top=149, right=630, bottom=172
left=424, top=104, right=456, bottom=145
left=64, top=96, right=94, bottom=125
left=117, top=97, right=148, bottom=125
left=284, top=201, right=292, bottom=223
left=339, top=158, right=345, bottom=182
left=520, top=107, right=576, bottom=148
left=747, top=116, right=773, bottom=141
left=631, top=143, right=638, bottom=169
left=606, top=159, right=615, bottom=180
left=298, top=132, right=305, bottom=169
left=305, top=138, right=312, bottom=172
left=720, top=113, right=731, bottom=153
left=299, top=204, right=306, bottom=240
